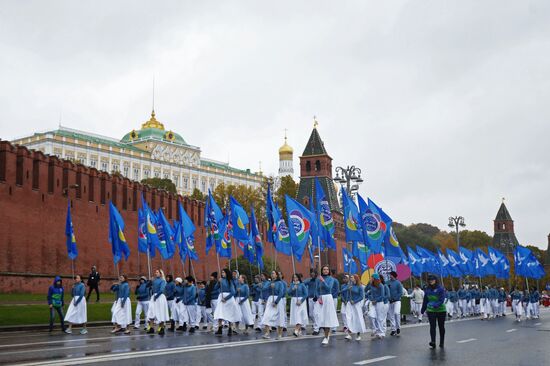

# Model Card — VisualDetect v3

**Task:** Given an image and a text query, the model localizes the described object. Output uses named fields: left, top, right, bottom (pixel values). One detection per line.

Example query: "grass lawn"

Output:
left=0, top=293, right=113, bottom=304
left=0, top=301, right=129, bottom=326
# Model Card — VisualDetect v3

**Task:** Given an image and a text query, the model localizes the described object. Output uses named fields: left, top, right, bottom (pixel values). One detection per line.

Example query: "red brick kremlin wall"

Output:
left=0, top=141, right=346, bottom=293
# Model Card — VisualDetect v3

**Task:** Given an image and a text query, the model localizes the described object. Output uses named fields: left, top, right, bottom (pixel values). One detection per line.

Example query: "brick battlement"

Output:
left=0, top=140, right=328, bottom=293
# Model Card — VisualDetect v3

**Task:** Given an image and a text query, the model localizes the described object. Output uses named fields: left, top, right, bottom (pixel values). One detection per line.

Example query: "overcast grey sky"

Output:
left=1, top=1, right=549, bottom=249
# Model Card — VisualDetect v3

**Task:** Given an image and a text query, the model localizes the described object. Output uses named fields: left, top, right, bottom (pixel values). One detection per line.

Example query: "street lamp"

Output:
left=448, top=216, right=466, bottom=247
left=334, top=165, right=364, bottom=199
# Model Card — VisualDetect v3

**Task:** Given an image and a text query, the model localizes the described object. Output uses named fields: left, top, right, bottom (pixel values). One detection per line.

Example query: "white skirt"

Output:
left=238, top=297, right=254, bottom=326
left=345, top=301, right=366, bottom=334
left=113, top=298, right=132, bottom=327
left=65, top=297, right=87, bottom=324
left=111, top=301, right=117, bottom=323
left=289, top=297, right=308, bottom=326
left=261, top=295, right=286, bottom=328
left=147, top=294, right=170, bottom=323
left=317, top=294, right=339, bottom=328
left=213, top=293, right=242, bottom=323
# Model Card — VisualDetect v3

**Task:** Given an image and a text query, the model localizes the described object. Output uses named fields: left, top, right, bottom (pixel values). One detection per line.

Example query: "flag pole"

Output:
left=190, top=260, right=197, bottom=279
left=180, top=258, right=186, bottom=277
left=318, top=236, right=322, bottom=270
left=216, top=252, right=221, bottom=274
left=146, top=251, right=152, bottom=279
left=233, top=238, right=239, bottom=272
left=290, top=246, right=297, bottom=275
left=137, top=249, right=141, bottom=276
left=71, top=259, right=75, bottom=280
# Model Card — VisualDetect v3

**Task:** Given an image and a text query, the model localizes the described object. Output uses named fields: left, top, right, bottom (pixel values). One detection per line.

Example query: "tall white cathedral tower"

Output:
left=278, top=131, right=294, bottom=178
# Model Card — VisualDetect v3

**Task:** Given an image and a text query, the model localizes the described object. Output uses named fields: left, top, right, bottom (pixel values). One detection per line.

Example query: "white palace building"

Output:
left=12, top=110, right=264, bottom=195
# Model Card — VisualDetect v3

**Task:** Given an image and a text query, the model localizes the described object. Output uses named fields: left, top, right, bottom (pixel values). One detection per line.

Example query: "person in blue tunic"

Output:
left=288, top=273, right=308, bottom=337
left=213, top=268, right=241, bottom=336
left=316, top=265, right=339, bottom=345
left=421, top=274, right=447, bottom=349
left=146, top=269, right=170, bottom=335
left=261, top=270, right=286, bottom=340
left=64, top=275, right=87, bottom=334
left=134, top=276, right=151, bottom=330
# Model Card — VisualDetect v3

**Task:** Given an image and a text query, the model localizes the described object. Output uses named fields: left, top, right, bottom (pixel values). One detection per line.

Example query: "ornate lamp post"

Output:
left=448, top=216, right=466, bottom=287
left=334, top=165, right=364, bottom=198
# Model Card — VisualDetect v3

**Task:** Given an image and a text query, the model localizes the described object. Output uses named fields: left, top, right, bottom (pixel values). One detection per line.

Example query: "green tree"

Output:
left=189, top=188, right=205, bottom=201
left=458, top=230, right=493, bottom=249
left=228, top=255, right=279, bottom=284
left=212, top=183, right=265, bottom=222
left=141, top=177, right=177, bottom=194
left=274, top=175, right=298, bottom=218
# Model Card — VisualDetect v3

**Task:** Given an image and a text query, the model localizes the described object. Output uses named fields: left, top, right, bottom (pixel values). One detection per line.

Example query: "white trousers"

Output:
left=388, top=301, right=401, bottom=331
left=187, top=304, right=199, bottom=327
left=308, top=298, right=319, bottom=331
left=374, top=302, right=388, bottom=337
left=134, top=300, right=150, bottom=327
left=459, top=299, right=468, bottom=316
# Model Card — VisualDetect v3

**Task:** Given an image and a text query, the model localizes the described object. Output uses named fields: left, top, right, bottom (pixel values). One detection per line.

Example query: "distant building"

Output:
left=12, top=110, right=263, bottom=195
left=492, top=201, right=519, bottom=254
left=278, top=131, right=294, bottom=178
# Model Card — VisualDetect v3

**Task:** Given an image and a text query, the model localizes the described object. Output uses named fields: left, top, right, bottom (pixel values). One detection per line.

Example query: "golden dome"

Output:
left=279, top=136, right=293, bottom=156
left=141, top=110, right=165, bottom=130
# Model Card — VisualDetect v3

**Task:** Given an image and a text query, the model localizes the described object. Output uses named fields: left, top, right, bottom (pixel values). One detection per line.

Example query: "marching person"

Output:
left=261, top=270, right=286, bottom=340
left=164, top=274, right=176, bottom=331
left=146, top=269, right=170, bottom=335
left=510, top=287, right=523, bottom=322
left=64, top=275, right=88, bottom=334
left=278, top=272, right=289, bottom=331
left=197, top=281, right=208, bottom=329
left=250, top=275, right=263, bottom=332
left=387, top=271, right=403, bottom=336
left=304, top=269, right=319, bottom=335
left=457, top=285, right=468, bottom=318
left=214, top=268, right=241, bottom=336
left=174, top=277, right=188, bottom=331
left=86, top=265, right=101, bottom=303
left=330, top=270, right=340, bottom=334
left=316, top=265, right=339, bottom=345
left=259, top=272, right=272, bottom=331
left=340, top=275, right=350, bottom=332
left=184, top=276, right=199, bottom=332
left=47, top=276, right=65, bottom=332
left=366, top=273, right=387, bottom=339
left=288, top=273, right=308, bottom=337
left=528, top=287, right=540, bottom=319
left=207, top=272, right=220, bottom=332
left=134, top=276, right=151, bottom=330
left=111, top=274, right=132, bottom=334
left=497, top=287, right=506, bottom=317
left=411, top=284, right=424, bottom=323
left=421, top=274, right=447, bottom=349
left=446, top=289, right=459, bottom=320
left=237, top=274, right=254, bottom=334
left=343, top=274, right=366, bottom=341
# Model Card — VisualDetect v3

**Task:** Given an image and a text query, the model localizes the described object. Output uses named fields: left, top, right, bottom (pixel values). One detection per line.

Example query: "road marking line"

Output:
left=0, top=334, right=150, bottom=349
left=456, top=338, right=477, bottom=343
left=506, top=329, right=517, bottom=333
left=12, top=335, right=328, bottom=366
left=354, top=356, right=397, bottom=365
left=534, top=323, right=542, bottom=326
left=0, top=344, right=101, bottom=356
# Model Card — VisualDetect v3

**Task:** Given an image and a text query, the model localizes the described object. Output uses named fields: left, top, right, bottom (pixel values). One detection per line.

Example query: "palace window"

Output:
left=201, top=180, right=206, bottom=192
left=101, top=161, right=108, bottom=171
left=123, top=165, right=129, bottom=177
left=154, top=171, right=160, bottom=178
left=144, top=169, right=150, bottom=178
left=173, top=175, right=179, bottom=187
left=183, top=177, right=189, bottom=189
left=133, top=168, right=140, bottom=180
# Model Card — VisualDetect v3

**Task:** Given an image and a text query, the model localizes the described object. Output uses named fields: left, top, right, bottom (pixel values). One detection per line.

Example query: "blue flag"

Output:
left=272, top=203, right=292, bottom=256
left=141, top=194, right=160, bottom=258
left=250, top=206, right=264, bottom=265
left=458, top=246, right=474, bottom=275
left=286, top=195, right=314, bottom=262
left=229, top=196, right=249, bottom=241
left=309, top=196, right=322, bottom=250
left=436, top=249, right=450, bottom=277
left=65, top=202, right=78, bottom=260
left=266, top=184, right=275, bottom=243
left=206, top=191, right=224, bottom=254
left=315, top=177, right=336, bottom=249
left=446, top=248, right=463, bottom=278
left=108, top=201, right=130, bottom=264
left=407, top=246, right=423, bottom=276
left=137, top=208, right=148, bottom=254
left=217, top=215, right=233, bottom=258
left=173, top=220, right=187, bottom=262
left=416, top=245, right=438, bottom=274
left=352, top=241, right=369, bottom=269
left=515, top=245, right=545, bottom=279
left=360, top=198, right=389, bottom=255
left=341, top=187, right=364, bottom=243
left=343, top=247, right=358, bottom=274
left=475, top=248, right=494, bottom=277
left=156, top=208, right=175, bottom=260
left=178, top=201, right=198, bottom=261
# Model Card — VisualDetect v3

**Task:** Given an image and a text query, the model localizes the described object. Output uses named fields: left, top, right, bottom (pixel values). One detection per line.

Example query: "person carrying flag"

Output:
left=134, top=276, right=151, bottom=330
left=164, top=274, right=177, bottom=332
left=111, top=274, right=132, bottom=335
left=261, top=270, right=286, bottom=340
left=343, top=274, right=366, bottom=341
left=214, top=269, right=241, bottom=336
left=387, top=271, right=404, bottom=336
left=184, top=276, right=199, bottom=332
left=174, top=277, right=188, bottom=331
left=288, top=273, right=308, bottom=337
left=316, top=265, right=339, bottom=345
left=64, top=275, right=88, bottom=335
left=146, top=269, right=170, bottom=335
left=237, top=274, right=254, bottom=334
left=411, top=285, right=424, bottom=323
left=304, top=269, right=319, bottom=335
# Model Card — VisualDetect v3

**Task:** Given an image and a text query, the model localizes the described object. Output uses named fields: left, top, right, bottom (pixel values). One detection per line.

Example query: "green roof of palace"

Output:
left=37, top=128, right=144, bottom=152
left=120, top=127, right=187, bottom=145
left=200, top=159, right=256, bottom=175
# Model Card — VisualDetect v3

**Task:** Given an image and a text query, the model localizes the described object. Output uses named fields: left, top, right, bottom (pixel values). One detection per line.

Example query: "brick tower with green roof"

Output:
left=492, top=200, right=519, bottom=255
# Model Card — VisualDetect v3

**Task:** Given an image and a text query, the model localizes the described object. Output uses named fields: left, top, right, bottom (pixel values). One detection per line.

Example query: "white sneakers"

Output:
left=321, top=337, right=329, bottom=345
left=345, top=334, right=352, bottom=340
left=356, top=335, right=362, bottom=341
left=262, top=334, right=270, bottom=339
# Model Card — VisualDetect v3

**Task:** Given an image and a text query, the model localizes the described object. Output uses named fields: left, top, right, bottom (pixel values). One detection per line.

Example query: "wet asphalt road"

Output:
left=0, top=309, right=548, bottom=366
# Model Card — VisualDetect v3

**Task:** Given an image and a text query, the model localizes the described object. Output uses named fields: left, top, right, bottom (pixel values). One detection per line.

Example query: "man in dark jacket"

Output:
left=86, top=265, right=101, bottom=302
